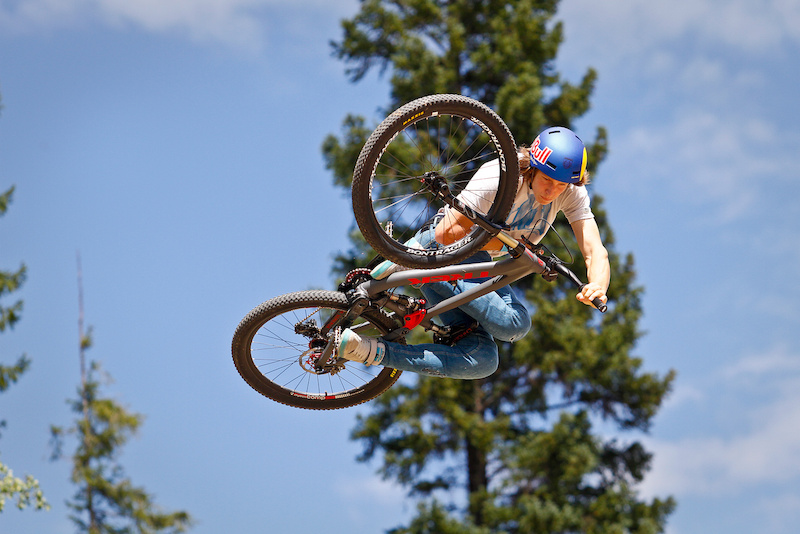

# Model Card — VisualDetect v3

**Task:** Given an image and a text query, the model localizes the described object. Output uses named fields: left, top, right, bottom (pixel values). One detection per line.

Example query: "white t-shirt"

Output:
left=449, top=158, right=594, bottom=252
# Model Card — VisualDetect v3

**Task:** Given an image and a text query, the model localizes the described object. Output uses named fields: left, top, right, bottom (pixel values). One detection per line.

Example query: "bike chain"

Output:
left=292, top=269, right=375, bottom=376
left=294, top=309, right=323, bottom=333
left=294, top=269, right=371, bottom=332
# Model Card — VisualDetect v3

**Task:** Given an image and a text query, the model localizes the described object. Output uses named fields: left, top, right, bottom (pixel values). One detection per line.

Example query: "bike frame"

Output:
left=355, top=243, right=548, bottom=342
left=314, top=175, right=605, bottom=370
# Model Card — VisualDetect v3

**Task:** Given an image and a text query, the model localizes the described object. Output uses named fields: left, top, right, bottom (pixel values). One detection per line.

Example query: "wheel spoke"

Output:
left=232, top=292, right=402, bottom=409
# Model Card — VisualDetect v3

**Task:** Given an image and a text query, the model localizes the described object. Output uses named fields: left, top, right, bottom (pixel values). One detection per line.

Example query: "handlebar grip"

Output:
left=550, top=263, right=607, bottom=313
left=592, top=297, right=608, bottom=313
left=578, top=281, right=608, bottom=313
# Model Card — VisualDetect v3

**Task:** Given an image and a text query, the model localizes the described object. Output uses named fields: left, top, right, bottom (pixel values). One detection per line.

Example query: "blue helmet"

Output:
left=529, top=127, right=588, bottom=184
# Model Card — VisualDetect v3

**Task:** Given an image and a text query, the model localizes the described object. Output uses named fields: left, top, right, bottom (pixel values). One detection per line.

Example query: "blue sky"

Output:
left=1, top=1, right=798, bottom=533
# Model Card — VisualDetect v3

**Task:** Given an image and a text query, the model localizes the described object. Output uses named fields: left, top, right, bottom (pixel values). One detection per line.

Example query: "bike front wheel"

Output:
left=352, top=94, right=519, bottom=269
left=232, top=290, right=402, bottom=410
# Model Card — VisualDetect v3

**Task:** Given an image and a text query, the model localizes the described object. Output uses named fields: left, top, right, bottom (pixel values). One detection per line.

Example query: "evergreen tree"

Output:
left=323, top=0, right=676, bottom=531
left=0, top=187, right=28, bottom=392
left=50, top=262, right=192, bottom=533
left=0, top=183, right=48, bottom=513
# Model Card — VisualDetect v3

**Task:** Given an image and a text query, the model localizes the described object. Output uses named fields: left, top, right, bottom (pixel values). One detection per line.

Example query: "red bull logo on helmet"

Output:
left=530, top=136, right=552, bottom=166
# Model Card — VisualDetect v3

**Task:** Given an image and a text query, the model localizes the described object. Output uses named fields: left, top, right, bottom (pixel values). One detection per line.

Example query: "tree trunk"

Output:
left=466, top=380, right=489, bottom=526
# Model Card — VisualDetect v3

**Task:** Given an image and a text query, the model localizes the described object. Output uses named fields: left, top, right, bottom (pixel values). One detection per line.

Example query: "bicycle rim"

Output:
left=352, top=94, right=518, bottom=268
left=232, top=291, right=402, bottom=410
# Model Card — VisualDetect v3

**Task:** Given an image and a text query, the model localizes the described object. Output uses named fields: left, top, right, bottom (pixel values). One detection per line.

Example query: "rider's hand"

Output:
left=576, top=282, right=607, bottom=309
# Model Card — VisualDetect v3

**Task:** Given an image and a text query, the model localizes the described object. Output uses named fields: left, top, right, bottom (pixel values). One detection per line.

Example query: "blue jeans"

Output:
left=380, top=225, right=531, bottom=379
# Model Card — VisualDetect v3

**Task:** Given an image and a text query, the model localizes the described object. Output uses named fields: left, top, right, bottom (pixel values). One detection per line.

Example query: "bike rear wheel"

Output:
left=232, top=290, right=402, bottom=410
left=352, top=94, right=519, bottom=269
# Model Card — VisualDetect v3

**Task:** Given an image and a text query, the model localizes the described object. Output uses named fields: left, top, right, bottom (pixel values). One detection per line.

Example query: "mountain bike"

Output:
left=232, top=94, right=606, bottom=410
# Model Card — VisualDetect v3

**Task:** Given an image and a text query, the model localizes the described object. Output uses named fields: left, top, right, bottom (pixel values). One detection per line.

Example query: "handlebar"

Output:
left=550, top=261, right=608, bottom=313
left=425, top=177, right=607, bottom=313
left=519, top=237, right=607, bottom=313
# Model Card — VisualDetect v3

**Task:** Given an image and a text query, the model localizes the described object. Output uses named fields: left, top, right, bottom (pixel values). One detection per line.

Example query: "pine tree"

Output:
left=323, top=0, right=676, bottom=531
left=50, top=259, right=192, bottom=533
left=0, top=187, right=28, bottom=388
left=0, top=184, right=48, bottom=513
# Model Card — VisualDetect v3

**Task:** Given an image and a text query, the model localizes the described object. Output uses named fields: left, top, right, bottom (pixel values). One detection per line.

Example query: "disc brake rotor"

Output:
left=298, top=347, right=343, bottom=375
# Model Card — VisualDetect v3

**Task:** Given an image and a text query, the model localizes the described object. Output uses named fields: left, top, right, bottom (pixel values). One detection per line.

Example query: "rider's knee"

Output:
left=492, top=322, right=531, bottom=343
left=474, top=350, right=499, bottom=378
left=451, top=331, right=498, bottom=379
left=483, top=305, right=531, bottom=343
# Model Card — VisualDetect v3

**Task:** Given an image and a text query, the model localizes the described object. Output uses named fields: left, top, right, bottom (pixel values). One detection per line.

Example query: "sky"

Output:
left=0, top=0, right=798, bottom=533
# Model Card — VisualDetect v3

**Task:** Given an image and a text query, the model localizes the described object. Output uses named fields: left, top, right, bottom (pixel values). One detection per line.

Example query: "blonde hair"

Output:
left=517, top=145, right=591, bottom=186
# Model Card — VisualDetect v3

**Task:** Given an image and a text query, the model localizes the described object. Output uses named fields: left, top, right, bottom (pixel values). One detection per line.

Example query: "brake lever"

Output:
left=523, top=239, right=608, bottom=313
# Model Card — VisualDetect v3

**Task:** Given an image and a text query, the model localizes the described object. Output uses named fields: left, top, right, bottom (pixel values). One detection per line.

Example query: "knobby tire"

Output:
left=352, top=94, right=519, bottom=269
left=232, top=290, right=402, bottom=410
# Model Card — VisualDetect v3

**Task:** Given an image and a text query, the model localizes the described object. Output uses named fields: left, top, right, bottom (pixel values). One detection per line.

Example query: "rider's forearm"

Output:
left=481, top=237, right=505, bottom=252
left=436, top=216, right=505, bottom=253
left=434, top=213, right=469, bottom=245
left=585, top=246, right=611, bottom=293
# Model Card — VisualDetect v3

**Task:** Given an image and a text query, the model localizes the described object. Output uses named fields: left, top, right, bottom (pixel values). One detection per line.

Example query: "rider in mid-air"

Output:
left=335, top=126, right=610, bottom=379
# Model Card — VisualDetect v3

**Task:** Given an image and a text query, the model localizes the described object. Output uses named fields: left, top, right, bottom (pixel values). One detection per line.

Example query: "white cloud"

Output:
left=335, top=473, right=410, bottom=526
left=336, top=472, right=406, bottom=505
left=560, top=0, right=800, bottom=68
left=556, top=0, right=800, bottom=222
left=95, top=0, right=266, bottom=48
left=644, top=398, right=800, bottom=496
left=0, top=0, right=358, bottom=50
left=722, top=345, right=800, bottom=380
left=660, top=383, right=706, bottom=411
left=611, top=111, right=792, bottom=221
left=641, top=345, right=800, bottom=497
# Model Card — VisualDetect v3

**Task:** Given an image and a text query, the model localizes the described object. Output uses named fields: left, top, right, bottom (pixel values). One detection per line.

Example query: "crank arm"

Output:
left=314, top=296, right=371, bottom=371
